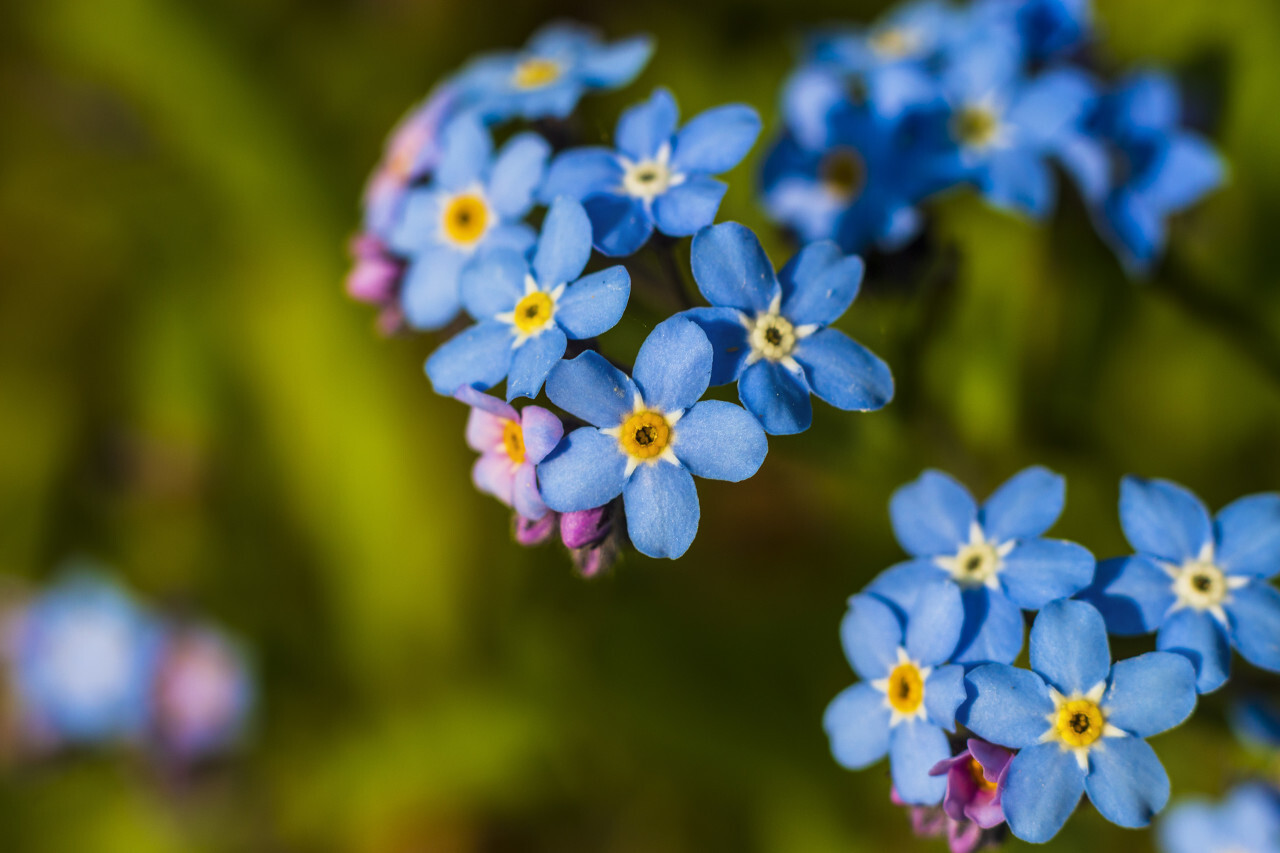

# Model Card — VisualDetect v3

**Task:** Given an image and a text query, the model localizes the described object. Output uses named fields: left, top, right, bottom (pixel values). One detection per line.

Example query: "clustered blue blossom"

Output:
left=825, top=468, right=1280, bottom=846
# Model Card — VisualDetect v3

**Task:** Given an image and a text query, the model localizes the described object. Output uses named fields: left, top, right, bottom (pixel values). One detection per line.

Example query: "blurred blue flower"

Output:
left=824, top=582, right=968, bottom=805
left=452, top=22, right=652, bottom=122
left=1158, top=784, right=1280, bottom=853
left=540, top=88, right=761, bottom=256
left=1231, top=695, right=1280, bottom=750
left=536, top=316, right=768, bottom=559
left=13, top=571, right=161, bottom=745
left=867, top=467, right=1096, bottom=666
left=962, top=600, right=1197, bottom=842
left=678, top=222, right=892, bottom=434
left=386, top=114, right=549, bottom=330
left=426, top=197, right=630, bottom=400
left=973, top=0, right=1093, bottom=62
left=152, top=624, right=254, bottom=762
left=1078, top=477, right=1280, bottom=694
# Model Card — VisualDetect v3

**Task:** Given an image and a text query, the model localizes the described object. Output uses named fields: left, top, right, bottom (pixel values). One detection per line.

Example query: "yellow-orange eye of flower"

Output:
left=968, top=756, right=997, bottom=792
left=512, top=291, right=554, bottom=334
left=501, top=420, right=526, bottom=465
left=952, top=105, right=1001, bottom=148
left=819, top=147, right=866, bottom=201
left=619, top=411, right=672, bottom=460
left=512, top=58, right=561, bottom=90
left=443, top=194, right=489, bottom=245
left=886, top=662, right=925, bottom=715
left=1054, top=698, right=1105, bottom=748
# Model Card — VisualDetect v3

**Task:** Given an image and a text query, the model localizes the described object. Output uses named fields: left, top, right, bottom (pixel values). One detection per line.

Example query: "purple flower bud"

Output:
left=928, top=738, right=1011, bottom=831
left=892, top=786, right=947, bottom=837
left=560, top=505, right=612, bottom=550
left=515, top=512, right=558, bottom=546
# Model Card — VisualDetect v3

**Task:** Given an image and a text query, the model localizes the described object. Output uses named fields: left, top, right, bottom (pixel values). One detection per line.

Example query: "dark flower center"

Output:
left=1070, top=712, right=1091, bottom=734
left=819, top=147, right=866, bottom=201
left=634, top=425, right=658, bottom=446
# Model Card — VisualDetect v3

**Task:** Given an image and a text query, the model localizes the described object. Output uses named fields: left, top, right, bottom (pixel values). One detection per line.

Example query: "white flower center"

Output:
left=742, top=295, right=816, bottom=372
left=935, top=522, right=1015, bottom=589
left=619, top=143, right=684, bottom=202
left=1164, top=544, right=1247, bottom=625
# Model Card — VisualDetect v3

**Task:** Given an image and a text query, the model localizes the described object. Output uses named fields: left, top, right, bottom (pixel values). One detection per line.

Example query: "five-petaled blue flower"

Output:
left=824, top=581, right=969, bottom=805
left=536, top=316, right=768, bottom=559
left=679, top=222, right=893, bottom=435
left=426, top=197, right=632, bottom=400
left=451, top=22, right=652, bottom=122
left=1158, top=784, right=1280, bottom=853
left=962, top=599, right=1198, bottom=842
left=540, top=88, right=761, bottom=257
left=867, top=467, right=1096, bottom=665
left=387, top=115, right=549, bottom=330
left=1078, top=476, right=1280, bottom=694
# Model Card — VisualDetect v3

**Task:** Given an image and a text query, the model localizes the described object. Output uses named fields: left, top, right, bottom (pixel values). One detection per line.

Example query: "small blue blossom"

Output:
left=540, top=88, right=761, bottom=257
left=426, top=197, right=631, bottom=400
left=451, top=22, right=652, bottom=123
left=1078, top=477, right=1280, bottom=694
left=386, top=114, right=549, bottom=330
left=868, top=467, right=1096, bottom=666
left=536, top=316, right=768, bottom=559
left=824, top=582, right=969, bottom=805
left=1159, top=784, right=1280, bottom=853
left=962, top=600, right=1198, bottom=842
left=679, top=222, right=893, bottom=435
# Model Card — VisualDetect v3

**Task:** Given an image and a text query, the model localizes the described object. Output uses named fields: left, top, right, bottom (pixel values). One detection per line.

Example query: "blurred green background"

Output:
left=2, top=0, right=1280, bottom=850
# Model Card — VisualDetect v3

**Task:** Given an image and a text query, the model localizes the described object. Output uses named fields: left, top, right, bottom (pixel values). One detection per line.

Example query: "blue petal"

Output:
left=780, top=65, right=845, bottom=150
left=424, top=321, right=514, bottom=395
left=738, top=360, right=812, bottom=435
left=520, top=405, right=563, bottom=465
left=386, top=187, right=442, bottom=254
left=506, top=327, right=568, bottom=401
left=1002, top=742, right=1086, bottom=843
left=670, top=400, right=767, bottom=482
left=1009, top=67, right=1098, bottom=143
left=960, top=664, right=1054, bottom=748
left=555, top=266, right=630, bottom=340
left=1228, top=582, right=1280, bottom=674
left=534, top=196, right=593, bottom=287
left=953, top=587, right=1025, bottom=666
left=1084, top=737, right=1169, bottom=828
left=652, top=176, right=727, bottom=237
left=823, top=683, right=891, bottom=769
left=1140, top=134, right=1224, bottom=213
left=1100, top=190, right=1166, bottom=276
left=889, top=470, right=978, bottom=558
left=459, top=249, right=526, bottom=320
left=540, top=148, right=624, bottom=204
left=1214, top=493, right=1280, bottom=579
left=484, top=223, right=537, bottom=254
left=435, top=113, right=492, bottom=190
left=536, top=427, right=627, bottom=513
left=1030, top=599, right=1112, bottom=695
left=982, top=152, right=1055, bottom=219
left=890, top=722, right=950, bottom=805
left=487, top=132, right=550, bottom=218
left=1103, top=651, right=1197, bottom=737
left=622, top=461, right=700, bottom=559
left=1077, top=556, right=1175, bottom=636
left=544, top=351, right=637, bottom=428
left=671, top=104, right=762, bottom=175
left=583, top=193, right=654, bottom=257
left=689, top=222, right=781, bottom=313
left=1157, top=801, right=1222, bottom=853
left=905, top=580, right=964, bottom=667
left=632, top=316, right=713, bottom=414
left=778, top=246, right=864, bottom=327
left=527, top=21, right=597, bottom=54
left=1119, top=476, right=1214, bottom=562
left=577, top=35, right=653, bottom=88
left=840, top=593, right=904, bottom=681
left=1219, top=785, right=1280, bottom=849
left=400, top=246, right=466, bottom=330
left=979, top=466, right=1066, bottom=543
left=864, top=559, right=946, bottom=614
left=923, top=665, right=966, bottom=731
left=998, top=539, right=1096, bottom=610
left=794, top=328, right=894, bottom=412
left=616, top=88, right=678, bottom=161
left=679, top=307, right=750, bottom=386
left=1156, top=609, right=1232, bottom=694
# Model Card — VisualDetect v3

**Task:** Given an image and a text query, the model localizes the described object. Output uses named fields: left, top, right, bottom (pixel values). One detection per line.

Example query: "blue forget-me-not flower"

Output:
left=1158, top=784, right=1280, bottom=853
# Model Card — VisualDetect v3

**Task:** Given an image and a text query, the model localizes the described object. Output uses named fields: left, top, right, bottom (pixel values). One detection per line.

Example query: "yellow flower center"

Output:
left=869, top=27, right=919, bottom=59
left=442, top=193, right=489, bottom=245
left=748, top=312, right=798, bottom=361
left=512, top=57, right=561, bottom=90
left=501, top=420, right=526, bottom=465
left=886, top=662, right=925, bottom=715
left=1054, top=698, right=1105, bottom=748
left=512, top=291, right=554, bottom=335
left=819, top=147, right=866, bottom=201
left=968, top=756, right=997, bottom=792
left=952, top=105, right=1001, bottom=148
left=618, top=410, right=672, bottom=460
left=1172, top=560, right=1230, bottom=610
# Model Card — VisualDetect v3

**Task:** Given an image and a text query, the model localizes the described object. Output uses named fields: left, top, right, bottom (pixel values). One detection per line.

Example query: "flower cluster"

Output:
left=826, top=469, right=1280, bottom=846
left=0, top=566, right=254, bottom=766
left=350, top=23, right=894, bottom=567
left=762, top=0, right=1225, bottom=274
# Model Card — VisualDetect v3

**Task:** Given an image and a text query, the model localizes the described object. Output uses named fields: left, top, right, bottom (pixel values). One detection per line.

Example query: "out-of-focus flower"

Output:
left=426, top=197, right=630, bottom=400
left=974, top=0, right=1093, bottom=63
left=452, top=22, right=652, bottom=122
left=962, top=600, right=1198, bottom=842
left=825, top=582, right=968, bottom=805
left=515, top=512, right=559, bottom=546
left=1232, top=696, right=1280, bottom=751
left=1079, top=477, right=1280, bottom=694
left=679, top=223, right=892, bottom=435
left=152, top=625, right=253, bottom=762
left=537, top=316, right=768, bottom=559
left=540, top=88, right=761, bottom=256
left=868, top=467, right=1095, bottom=666
left=561, top=503, right=622, bottom=577
left=457, top=386, right=564, bottom=521
left=345, top=234, right=408, bottom=336
left=1158, top=784, right=1280, bottom=853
